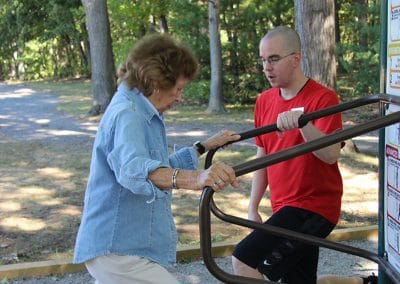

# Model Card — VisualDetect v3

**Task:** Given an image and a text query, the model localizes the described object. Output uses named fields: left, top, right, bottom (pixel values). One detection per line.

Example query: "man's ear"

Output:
left=292, top=52, right=301, bottom=67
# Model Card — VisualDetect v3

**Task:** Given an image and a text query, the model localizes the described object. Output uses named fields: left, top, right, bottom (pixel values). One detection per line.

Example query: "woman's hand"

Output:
left=202, top=130, right=241, bottom=151
left=196, top=161, right=239, bottom=192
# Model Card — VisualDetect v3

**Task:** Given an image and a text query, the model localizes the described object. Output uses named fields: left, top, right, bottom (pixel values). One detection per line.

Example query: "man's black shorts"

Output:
left=232, top=206, right=335, bottom=284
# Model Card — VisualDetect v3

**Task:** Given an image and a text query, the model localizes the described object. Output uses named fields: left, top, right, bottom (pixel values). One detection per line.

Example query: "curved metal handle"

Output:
left=200, top=186, right=400, bottom=283
left=199, top=187, right=278, bottom=284
left=199, top=93, right=400, bottom=284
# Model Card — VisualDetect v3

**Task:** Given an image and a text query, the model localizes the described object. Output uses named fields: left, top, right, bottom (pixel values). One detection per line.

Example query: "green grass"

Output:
left=165, top=105, right=253, bottom=125
left=24, top=79, right=92, bottom=117
left=0, top=141, right=90, bottom=264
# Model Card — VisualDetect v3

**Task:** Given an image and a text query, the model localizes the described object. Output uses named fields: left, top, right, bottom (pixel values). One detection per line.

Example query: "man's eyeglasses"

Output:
left=257, top=52, right=296, bottom=66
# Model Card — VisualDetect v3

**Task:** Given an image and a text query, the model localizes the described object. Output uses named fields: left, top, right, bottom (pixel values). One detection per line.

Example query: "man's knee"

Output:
left=232, top=256, right=262, bottom=279
left=231, top=255, right=244, bottom=274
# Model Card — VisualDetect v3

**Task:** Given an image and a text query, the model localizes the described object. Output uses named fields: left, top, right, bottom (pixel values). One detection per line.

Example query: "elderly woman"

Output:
left=73, top=33, right=240, bottom=284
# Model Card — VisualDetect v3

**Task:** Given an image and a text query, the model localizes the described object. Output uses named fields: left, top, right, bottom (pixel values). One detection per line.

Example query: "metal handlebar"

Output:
left=199, top=93, right=400, bottom=284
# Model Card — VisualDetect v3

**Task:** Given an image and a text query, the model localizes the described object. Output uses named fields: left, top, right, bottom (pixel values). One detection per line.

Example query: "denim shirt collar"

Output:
left=118, top=82, right=164, bottom=123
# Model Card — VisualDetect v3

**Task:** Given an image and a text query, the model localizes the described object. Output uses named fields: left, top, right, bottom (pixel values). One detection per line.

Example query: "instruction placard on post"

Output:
left=385, top=0, right=400, bottom=272
left=387, top=0, right=400, bottom=94
left=385, top=105, right=400, bottom=271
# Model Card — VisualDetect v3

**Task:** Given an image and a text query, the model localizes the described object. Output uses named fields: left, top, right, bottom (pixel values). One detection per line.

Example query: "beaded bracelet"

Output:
left=172, top=169, right=179, bottom=189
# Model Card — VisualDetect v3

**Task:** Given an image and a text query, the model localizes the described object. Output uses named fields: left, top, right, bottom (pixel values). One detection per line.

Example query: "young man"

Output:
left=231, top=26, right=343, bottom=284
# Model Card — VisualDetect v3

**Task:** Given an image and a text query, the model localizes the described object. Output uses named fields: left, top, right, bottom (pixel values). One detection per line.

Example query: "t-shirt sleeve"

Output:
left=310, top=90, right=343, bottom=135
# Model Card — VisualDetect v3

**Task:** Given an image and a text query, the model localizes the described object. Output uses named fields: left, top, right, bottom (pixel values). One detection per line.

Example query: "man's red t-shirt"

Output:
left=254, top=79, right=343, bottom=224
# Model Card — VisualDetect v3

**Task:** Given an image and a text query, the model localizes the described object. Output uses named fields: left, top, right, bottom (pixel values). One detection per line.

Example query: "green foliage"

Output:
left=21, top=41, right=52, bottom=80
left=109, top=0, right=175, bottom=67
left=217, top=0, right=293, bottom=103
left=108, top=0, right=141, bottom=66
left=0, top=0, right=383, bottom=102
left=223, top=71, right=264, bottom=104
left=168, top=0, right=210, bottom=78
left=182, top=79, right=210, bottom=105
left=0, top=0, right=87, bottom=80
left=336, top=0, right=380, bottom=98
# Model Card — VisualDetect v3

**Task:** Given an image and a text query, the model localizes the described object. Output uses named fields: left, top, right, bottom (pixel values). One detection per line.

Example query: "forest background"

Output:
left=0, top=0, right=380, bottom=107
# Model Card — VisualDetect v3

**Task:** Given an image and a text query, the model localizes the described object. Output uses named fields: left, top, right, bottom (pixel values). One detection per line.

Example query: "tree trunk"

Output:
left=70, top=21, right=89, bottom=76
left=80, top=21, right=91, bottom=76
left=82, top=0, right=116, bottom=115
left=355, top=0, right=368, bottom=49
left=294, top=0, right=336, bottom=90
left=50, top=46, right=59, bottom=77
left=334, top=0, right=340, bottom=44
left=159, top=14, right=169, bottom=33
left=63, top=34, right=76, bottom=76
left=207, top=0, right=224, bottom=113
left=0, top=62, right=4, bottom=81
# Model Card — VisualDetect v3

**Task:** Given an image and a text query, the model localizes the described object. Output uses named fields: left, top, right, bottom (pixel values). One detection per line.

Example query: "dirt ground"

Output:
left=8, top=239, right=379, bottom=284
left=0, top=83, right=380, bottom=266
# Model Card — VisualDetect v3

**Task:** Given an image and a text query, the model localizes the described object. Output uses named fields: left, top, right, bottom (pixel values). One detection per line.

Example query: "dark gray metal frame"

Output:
left=199, top=93, right=400, bottom=284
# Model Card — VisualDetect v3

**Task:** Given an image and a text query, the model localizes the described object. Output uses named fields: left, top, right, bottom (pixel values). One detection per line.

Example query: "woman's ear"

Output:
left=152, top=81, right=161, bottom=93
left=148, top=81, right=159, bottom=97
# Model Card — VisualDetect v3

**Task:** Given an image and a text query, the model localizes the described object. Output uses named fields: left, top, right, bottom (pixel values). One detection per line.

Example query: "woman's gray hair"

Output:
left=118, top=33, right=199, bottom=97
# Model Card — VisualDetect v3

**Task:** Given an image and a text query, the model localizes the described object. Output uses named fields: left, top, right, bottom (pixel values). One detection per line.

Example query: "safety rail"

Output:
left=199, top=93, right=400, bottom=284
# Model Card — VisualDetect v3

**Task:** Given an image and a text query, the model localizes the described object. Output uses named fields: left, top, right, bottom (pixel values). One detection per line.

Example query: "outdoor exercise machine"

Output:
left=199, top=93, right=400, bottom=284
left=199, top=1, right=400, bottom=283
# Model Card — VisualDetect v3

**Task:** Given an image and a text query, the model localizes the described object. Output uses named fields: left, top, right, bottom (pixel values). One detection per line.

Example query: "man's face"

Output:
left=259, top=36, right=297, bottom=88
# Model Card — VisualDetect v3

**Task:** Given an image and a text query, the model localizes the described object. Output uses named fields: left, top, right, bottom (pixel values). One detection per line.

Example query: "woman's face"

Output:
left=148, top=76, right=189, bottom=114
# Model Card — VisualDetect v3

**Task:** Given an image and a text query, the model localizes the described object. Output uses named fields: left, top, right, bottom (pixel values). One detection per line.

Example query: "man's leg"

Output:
left=232, top=206, right=303, bottom=281
left=232, top=206, right=336, bottom=283
left=280, top=244, right=319, bottom=283
left=317, top=275, right=363, bottom=284
left=231, top=255, right=263, bottom=279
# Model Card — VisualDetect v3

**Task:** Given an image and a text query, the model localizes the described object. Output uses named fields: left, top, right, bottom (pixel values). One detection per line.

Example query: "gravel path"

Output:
left=0, top=83, right=253, bottom=147
left=8, top=239, right=378, bottom=283
left=0, top=83, right=379, bottom=283
left=0, top=83, right=97, bottom=144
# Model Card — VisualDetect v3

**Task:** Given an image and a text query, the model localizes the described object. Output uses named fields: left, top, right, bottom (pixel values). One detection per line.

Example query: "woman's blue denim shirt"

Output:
left=73, top=82, right=198, bottom=267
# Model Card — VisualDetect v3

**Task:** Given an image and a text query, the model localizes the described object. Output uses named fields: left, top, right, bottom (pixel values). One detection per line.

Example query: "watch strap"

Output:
left=194, top=141, right=206, bottom=155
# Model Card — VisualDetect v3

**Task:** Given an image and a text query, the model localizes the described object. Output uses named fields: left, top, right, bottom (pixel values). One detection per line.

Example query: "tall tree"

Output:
left=207, top=0, right=224, bottom=113
left=82, top=0, right=115, bottom=115
left=336, top=0, right=380, bottom=97
left=294, top=0, right=336, bottom=90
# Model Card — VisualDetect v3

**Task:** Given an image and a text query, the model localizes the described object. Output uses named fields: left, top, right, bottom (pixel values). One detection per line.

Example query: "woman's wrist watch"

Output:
left=193, top=141, right=206, bottom=155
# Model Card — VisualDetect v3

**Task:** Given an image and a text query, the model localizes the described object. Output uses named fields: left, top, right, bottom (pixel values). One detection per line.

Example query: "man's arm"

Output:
left=248, top=146, right=269, bottom=223
left=300, top=122, right=341, bottom=164
left=277, top=109, right=341, bottom=164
